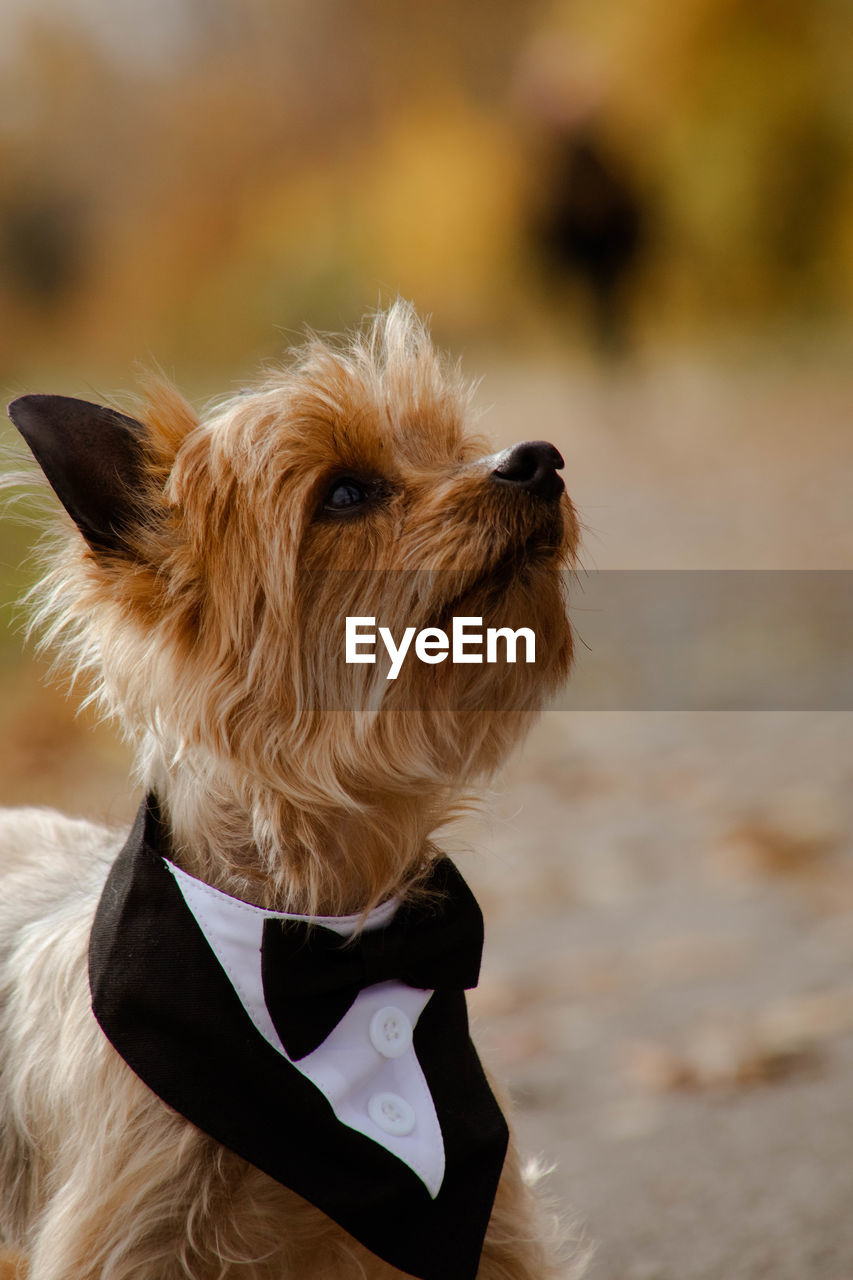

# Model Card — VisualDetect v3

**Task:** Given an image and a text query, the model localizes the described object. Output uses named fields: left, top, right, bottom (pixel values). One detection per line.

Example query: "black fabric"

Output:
left=261, top=857, right=483, bottom=1059
left=88, top=796, right=508, bottom=1280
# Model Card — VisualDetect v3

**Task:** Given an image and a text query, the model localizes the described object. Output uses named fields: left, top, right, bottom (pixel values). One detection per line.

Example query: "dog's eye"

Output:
left=323, top=478, right=369, bottom=512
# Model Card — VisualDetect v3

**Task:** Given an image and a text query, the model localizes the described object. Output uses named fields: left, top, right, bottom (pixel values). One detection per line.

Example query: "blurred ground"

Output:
left=461, top=708, right=853, bottom=1280
left=461, top=352, right=853, bottom=1280
left=1, top=349, right=852, bottom=1278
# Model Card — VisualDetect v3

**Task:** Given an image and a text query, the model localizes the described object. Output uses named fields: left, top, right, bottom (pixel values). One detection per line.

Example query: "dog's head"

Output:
left=8, top=304, right=578, bottom=906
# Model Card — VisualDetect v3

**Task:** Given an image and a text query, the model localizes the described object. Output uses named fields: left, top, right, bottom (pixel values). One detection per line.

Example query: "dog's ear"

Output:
left=8, top=394, right=151, bottom=553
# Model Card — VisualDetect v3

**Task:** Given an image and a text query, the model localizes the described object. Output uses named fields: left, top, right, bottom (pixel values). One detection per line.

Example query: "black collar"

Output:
left=88, top=795, right=508, bottom=1280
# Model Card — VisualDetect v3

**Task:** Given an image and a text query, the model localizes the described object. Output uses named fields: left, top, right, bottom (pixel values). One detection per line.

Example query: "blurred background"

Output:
left=1, top=1, right=852, bottom=1277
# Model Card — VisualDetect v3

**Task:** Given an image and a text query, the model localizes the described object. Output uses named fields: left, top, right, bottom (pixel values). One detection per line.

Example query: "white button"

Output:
left=369, top=1005, right=413, bottom=1059
left=368, top=1091, right=416, bottom=1137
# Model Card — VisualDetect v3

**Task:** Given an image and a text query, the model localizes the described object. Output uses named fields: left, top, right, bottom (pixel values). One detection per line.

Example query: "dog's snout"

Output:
left=491, top=440, right=565, bottom=501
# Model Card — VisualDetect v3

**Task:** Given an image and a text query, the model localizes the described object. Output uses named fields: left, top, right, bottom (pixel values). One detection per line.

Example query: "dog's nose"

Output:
left=491, top=440, right=565, bottom=501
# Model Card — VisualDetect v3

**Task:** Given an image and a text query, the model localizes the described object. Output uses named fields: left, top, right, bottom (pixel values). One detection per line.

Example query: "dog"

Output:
left=0, top=302, right=579, bottom=1279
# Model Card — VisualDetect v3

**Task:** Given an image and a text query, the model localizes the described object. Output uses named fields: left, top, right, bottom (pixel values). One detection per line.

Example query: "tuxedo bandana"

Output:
left=88, top=797, right=509, bottom=1280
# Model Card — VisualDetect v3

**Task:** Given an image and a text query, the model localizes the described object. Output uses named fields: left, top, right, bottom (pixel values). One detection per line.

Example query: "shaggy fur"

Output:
left=0, top=303, right=580, bottom=1278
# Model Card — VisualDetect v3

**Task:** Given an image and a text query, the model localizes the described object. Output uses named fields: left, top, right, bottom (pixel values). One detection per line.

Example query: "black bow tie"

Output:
left=260, top=859, right=484, bottom=1060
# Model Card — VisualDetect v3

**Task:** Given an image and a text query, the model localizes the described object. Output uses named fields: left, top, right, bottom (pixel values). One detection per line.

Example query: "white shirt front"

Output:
left=165, top=860, right=446, bottom=1197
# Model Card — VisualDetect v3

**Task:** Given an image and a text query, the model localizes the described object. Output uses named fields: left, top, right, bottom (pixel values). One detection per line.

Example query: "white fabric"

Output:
left=164, top=860, right=446, bottom=1197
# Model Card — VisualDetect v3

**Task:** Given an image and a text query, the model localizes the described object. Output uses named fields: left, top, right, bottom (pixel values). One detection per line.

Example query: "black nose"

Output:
left=491, top=440, right=565, bottom=500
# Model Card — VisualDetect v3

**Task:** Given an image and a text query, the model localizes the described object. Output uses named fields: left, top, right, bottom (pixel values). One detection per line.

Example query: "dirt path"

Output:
left=460, top=710, right=853, bottom=1279
left=456, top=349, right=853, bottom=1279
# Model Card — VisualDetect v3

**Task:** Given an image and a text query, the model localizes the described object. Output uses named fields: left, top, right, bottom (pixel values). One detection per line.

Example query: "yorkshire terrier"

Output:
left=0, top=303, right=578, bottom=1279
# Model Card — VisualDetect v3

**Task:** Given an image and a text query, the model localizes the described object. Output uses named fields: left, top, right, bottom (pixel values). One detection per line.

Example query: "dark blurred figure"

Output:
left=0, top=191, right=85, bottom=309
left=532, top=125, right=644, bottom=356
left=515, top=40, right=646, bottom=357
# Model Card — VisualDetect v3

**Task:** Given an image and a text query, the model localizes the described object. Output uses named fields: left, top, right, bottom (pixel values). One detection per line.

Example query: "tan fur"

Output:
left=0, top=303, right=581, bottom=1278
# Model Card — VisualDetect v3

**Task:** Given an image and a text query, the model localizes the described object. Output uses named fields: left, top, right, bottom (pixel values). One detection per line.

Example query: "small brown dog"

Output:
left=0, top=304, right=578, bottom=1279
